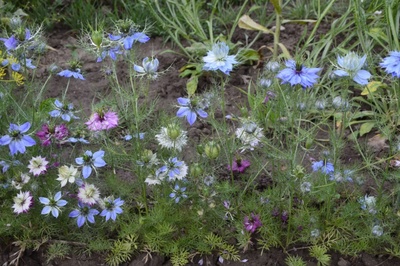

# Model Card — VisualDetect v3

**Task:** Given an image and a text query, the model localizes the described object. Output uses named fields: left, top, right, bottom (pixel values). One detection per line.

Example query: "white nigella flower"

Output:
left=333, top=52, right=371, bottom=85
left=203, top=42, right=238, bottom=75
left=12, top=191, right=33, bottom=214
left=300, top=182, right=312, bottom=193
left=155, top=124, right=187, bottom=152
left=57, top=165, right=78, bottom=187
left=77, top=183, right=101, bottom=205
left=27, top=156, right=48, bottom=176
left=11, top=173, right=30, bottom=190
left=235, top=119, right=264, bottom=152
left=359, top=195, right=377, bottom=214
left=134, top=57, right=159, bottom=79
left=137, top=149, right=159, bottom=168
left=372, top=225, right=383, bottom=236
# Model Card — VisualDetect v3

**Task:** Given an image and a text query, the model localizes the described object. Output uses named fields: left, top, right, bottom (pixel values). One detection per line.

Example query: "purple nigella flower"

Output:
left=176, top=97, right=208, bottom=125
left=75, top=150, right=106, bottom=179
left=380, top=51, right=400, bottom=78
left=69, top=202, right=99, bottom=227
left=58, top=69, right=85, bottom=80
left=243, top=213, right=262, bottom=233
left=0, top=122, right=36, bottom=156
left=100, top=197, right=124, bottom=221
left=36, top=123, right=69, bottom=146
left=276, top=59, right=321, bottom=88
left=228, top=158, right=250, bottom=173
left=312, top=160, right=334, bottom=175
left=203, top=42, right=238, bottom=75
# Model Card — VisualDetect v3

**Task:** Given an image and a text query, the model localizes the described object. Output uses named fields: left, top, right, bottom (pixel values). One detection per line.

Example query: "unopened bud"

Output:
left=190, top=163, right=203, bottom=177
left=91, top=30, right=103, bottom=48
left=166, top=124, right=181, bottom=140
left=204, top=141, right=220, bottom=160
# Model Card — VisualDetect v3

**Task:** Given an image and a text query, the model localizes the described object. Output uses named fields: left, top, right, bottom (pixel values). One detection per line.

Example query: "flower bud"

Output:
left=166, top=124, right=181, bottom=140
left=141, top=149, right=154, bottom=164
left=197, top=144, right=204, bottom=155
left=265, top=61, right=280, bottom=73
left=204, top=141, right=220, bottom=160
left=91, top=30, right=103, bottom=48
left=190, top=163, right=203, bottom=177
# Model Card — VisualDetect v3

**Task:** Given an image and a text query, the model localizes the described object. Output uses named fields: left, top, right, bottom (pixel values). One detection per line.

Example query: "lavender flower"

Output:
left=380, top=51, right=400, bottom=78
left=75, top=150, right=106, bottom=179
left=176, top=97, right=208, bottom=125
left=0, top=122, right=36, bottom=156
left=69, top=202, right=99, bottom=227
left=276, top=60, right=321, bottom=88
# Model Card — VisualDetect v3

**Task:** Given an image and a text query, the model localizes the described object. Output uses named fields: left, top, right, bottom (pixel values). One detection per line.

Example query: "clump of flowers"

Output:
left=39, top=191, right=68, bottom=218
left=75, top=150, right=106, bottom=179
left=0, top=122, right=36, bottom=156
left=380, top=51, right=400, bottom=78
left=276, top=59, right=321, bottom=88
left=12, top=191, right=33, bottom=214
left=36, top=123, right=69, bottom=146
left=85, top=109, right=119, bottom=131
left=243, top=213, right=262, bottom=233
left=155, top=123, right=187, bottom=152
left=27, top=156, right=49, bottom=176
left=333, top=52, right=371, bottom=85
left=176, top=97, right=208, bottom=125
left=203, top=42, right=238, bottom=75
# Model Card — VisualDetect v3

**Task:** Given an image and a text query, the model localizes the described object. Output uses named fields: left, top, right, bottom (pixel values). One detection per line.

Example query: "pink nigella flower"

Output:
left=36, top=124, right=69, bottom=146
left=244, top=213, right=262, bottom=233
left=85, top=110, right=118, bottom=131
left=28, top=156, right=49, bottom=176
left=228, top=158, right=250, bottom=173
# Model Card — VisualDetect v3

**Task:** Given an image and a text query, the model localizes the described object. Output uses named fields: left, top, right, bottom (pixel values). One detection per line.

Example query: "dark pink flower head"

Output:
left=36, top=124, right=69, bottom=146
left=228, top=158, right=250, bottom=173
left=85, top=110, right=118, bottom=131
left=244, top=213, right=262, bottom=233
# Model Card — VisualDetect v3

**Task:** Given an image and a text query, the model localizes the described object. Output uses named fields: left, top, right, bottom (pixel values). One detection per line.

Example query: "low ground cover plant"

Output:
left=1, top=0, right=400, bottom=265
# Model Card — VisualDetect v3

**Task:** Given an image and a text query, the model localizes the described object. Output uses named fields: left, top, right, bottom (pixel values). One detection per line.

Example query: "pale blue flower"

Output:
left=100, top=197, right=124, bottom=221
left=49, top=99, right=79, bottom=121
left=0, top=122, right=36, bottom=156
left=75, top=150, right=106, bottom=178
left=203, top=42, right=238, bottom=75
left=176, top=97, right=208, bottom=125
left=380, top=51, right=400, bottom=78
left=69, top=202, right=99, bottom=227
left=0, top=35, right=18, bottom=50
left=96, top=46, right=121, bottom=62
left=169, top=184, right=187, bottom=203
left=157, top=157, right=188, bottom=181
left=39, top=191, right=68, bottom=218
left=134, top=57, right=159, bottom=79
left=276, top=60, right=321, bottom=88
left=124, top=32, right=150, bottom=50
left=68, top=137, right=89, bottom=144
left=58, top=69, right=85, bottom=80
left=333, top=52, right=371, bottom=85
left=312, top=160, right=334, bottom=175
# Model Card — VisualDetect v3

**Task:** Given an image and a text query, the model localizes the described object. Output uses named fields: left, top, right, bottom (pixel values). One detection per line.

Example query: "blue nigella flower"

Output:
left=68, top=137, right=89, bottom=144
left=312, top=160, right=334, bottom=175
left=100, top=197, right=124, bottom=221
left=49, top=99, right=79, bottom=121
left=69, top=202, right=99, bottom=227
left=96, top=46, right=122, bottom=62
left=0, top=122, right=36, bottom=156
left=203, top=42, right=238, bottom=75
left=157, top=157, right=188, bottom=181
left=276, top=59, right=321, bottom=88
left=75, top=150, right=106, bottom=179
left=39, top=191, right=68, bottom=218
left=169, top=184, right=188, bottom=203
left=176, top=97, right=208, bottom=125
left=124, top=32, right=150, bottom=50
left=333, top=52, right=371, bottom=85
left=0, top=160, right=22, bottom=173
left=0, top=35, right=19, bottom=50
left=58, top=69, right=85, bottom=80
left=380, top=51, right=400, bottom=78
left=134, top=57, right=159, bottom=79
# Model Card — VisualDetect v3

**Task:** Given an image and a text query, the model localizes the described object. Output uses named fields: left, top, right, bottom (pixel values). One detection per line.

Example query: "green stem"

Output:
left=273, top=4, right=281, bottom=60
